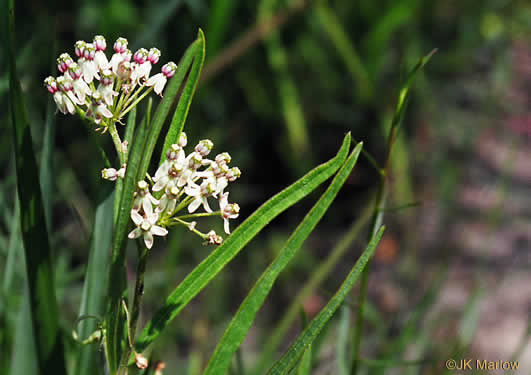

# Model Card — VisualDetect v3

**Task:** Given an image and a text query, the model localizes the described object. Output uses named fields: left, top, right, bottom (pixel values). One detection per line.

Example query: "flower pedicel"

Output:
left=46, top=36, right=241, bottom=249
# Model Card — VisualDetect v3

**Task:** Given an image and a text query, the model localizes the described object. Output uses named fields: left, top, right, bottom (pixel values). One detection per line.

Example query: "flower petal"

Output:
left=151, top=225, right=168, bottom=237
left=128, top=227, right=142, bottom=239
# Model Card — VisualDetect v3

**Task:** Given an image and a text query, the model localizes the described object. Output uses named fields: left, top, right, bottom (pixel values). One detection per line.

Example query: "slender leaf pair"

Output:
left=134, top=133, right=353, bottom=355
left=203, top=142, right=364, bottom=374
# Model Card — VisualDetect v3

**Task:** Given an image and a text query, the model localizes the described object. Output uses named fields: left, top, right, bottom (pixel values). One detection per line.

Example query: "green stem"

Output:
left=108, top=122, right=125, bottom=165
left=119, top=245, right=148, bottom=371
left=176, top=211, right=220, bottom=220
left=120, top=86, right=154, bottom=119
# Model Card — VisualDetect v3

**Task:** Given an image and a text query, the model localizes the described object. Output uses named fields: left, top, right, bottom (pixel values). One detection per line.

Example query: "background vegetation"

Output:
left=1, top=0, right=530, bottom=373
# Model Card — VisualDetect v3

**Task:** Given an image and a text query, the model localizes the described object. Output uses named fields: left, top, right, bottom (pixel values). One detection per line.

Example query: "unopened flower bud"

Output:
left=113, top=37, right=128, bottom=53
left=100, top=70, right=114, bottom=86
left=195, top=139, right=213, bottom=156
left=215, top=152, right=231, bottom=166
left=68, top=62, right=83, bottom=80
left=133, top=48, right=148, bottom=64
left=148, top=48, right=161, bottom=64
left=161, top=62, right=177, bottom=78
left=122, top=49, right=132, bottom=62
left=83, top=44, right=96, bottom=61
left=178, top=132, right=187, bottom=147
left=57, top=53, right=74, bottom=73
left=166, top=144, right=182, bottom=161
left=93, top=35, right=106, bottom=51
left=135, top=353, right=148, bottom=369
left=222, top=203, right=240, bottom=219
left=226, top=167, right=241, bottom=182
left=75, top=41, right=87, bottom=57
left=44, top=76, right=58, bottom=93
left=206, top=230, right=223, bottom=245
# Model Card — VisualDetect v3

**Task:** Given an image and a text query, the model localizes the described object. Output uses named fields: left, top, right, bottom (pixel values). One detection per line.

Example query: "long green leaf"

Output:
left=266, top=226, right=385, bottom=374
left=5, top=1, right=67, bottom=373
left=105, top=111, right=148, bottom=372
left=203, top=142, right=363, bottom=374
left=75, top=190, right=114, bottom=375
left=160, top=30, right=206, bottom=163
left=137, top=29, right=204, bottom=180
left=134, top=133, right=352, bottom=354
left=253, top=202, right=373, bottom=374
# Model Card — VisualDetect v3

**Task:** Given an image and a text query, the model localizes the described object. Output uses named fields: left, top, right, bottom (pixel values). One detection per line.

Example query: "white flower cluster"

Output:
left=125, top=132, right=241, bottom=249
left=44, top=35, right=177, bottom=131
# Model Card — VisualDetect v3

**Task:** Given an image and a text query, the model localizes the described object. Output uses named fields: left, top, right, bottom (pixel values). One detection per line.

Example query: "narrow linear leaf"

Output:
left=337, top=304, right=350, bottom=375
left=204, top=142, right=363, bottom=375
left=137, top=29, right=204, bottom=180
left=266, top=226, right=385, bottom=375
left=105, top=112, right=148, bottom=372
left=160, top=29, right=205, bottom=162
left=134, top=133, right=352, bottom=354
left=75, top=190, right=114, bottom=375
left=5, top=1, right=67, bottom=373
left=253, top=202, right=373, bottom=374
left=114, top=106, right=137, bottom=221
left=296, top=345, right=312, bottom=375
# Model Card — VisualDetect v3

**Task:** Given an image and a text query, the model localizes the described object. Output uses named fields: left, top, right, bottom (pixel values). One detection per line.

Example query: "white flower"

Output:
left=86, top=92, right=113, bottom=124
left=145, top=61, right=177, bottom=96
left=152, top=144, right=186, bottom=191
left=219, top=192, right=240, bottom=234
left=157, top=183, right=180, bottom=214
left=185, top=179, right=216, bottom=213
left=133, top=180, right=160, bottom=215
left=128, top=210, right=168, bottom=249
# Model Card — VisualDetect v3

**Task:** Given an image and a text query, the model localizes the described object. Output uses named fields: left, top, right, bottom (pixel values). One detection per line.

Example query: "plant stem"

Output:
left=130, top=246, right=148, bottom=342
left=108, top=122, right=125, bottom=165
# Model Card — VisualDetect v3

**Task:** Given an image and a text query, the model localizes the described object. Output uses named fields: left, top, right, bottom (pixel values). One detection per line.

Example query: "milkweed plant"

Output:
left=7, top=0, right=433, bottom=370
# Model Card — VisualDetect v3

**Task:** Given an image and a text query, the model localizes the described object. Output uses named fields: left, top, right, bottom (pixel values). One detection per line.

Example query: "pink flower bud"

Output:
left=93, top=35, right=106, bottom=51
left=195, top=139, right=213, bottom=156
left=113, top=37, right=128, bottom=53
left=178, top=132, right=187, bottom=147
left=215, top=152, right=231, bottom=166
left=100, top=71, right=114, bottom=86
left=57, top=53, right=74, bottom=73
left=148, top=48, right=161, bottom=64
left=83, top=44, right=96, bottom=61
left=226, top=167, right=241, bottom=182
left=161, top=62, right=177, bottom=78
left=75, top=41, right=87, bottom=58
left=133, top=48, right=148, bottom=64
left=68, top=62, right=83, bottom=80
left=44, top=76, right=58, bottom=93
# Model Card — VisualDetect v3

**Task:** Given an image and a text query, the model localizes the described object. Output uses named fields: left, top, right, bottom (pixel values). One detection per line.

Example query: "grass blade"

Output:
left=159, top=29, right=206, bottom=163
left=134, top=133, right=352, bottom=354
left=259, top=0, right=310, bottom=158
left=75, top=190, right=114, bottom=375
left=5, top=0, right=67, bottom=373
left=203, top=142, right=363, bottom=375
left=296, top=345, right=312, bottom=375
left=315, top=1, right=372, bottom=101
left=206, top=0, right=238, bottom=60
left=137, top=30, right=204, bottom=180
left=266, top=226, right=385, bottom=375
left=9, top=285, right=38, bottom=375
left=336, top=304, right=350, bottom=375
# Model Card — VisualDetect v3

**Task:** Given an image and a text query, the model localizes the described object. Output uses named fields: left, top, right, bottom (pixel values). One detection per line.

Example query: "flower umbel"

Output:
left=44, top=35, right=176, bottom=128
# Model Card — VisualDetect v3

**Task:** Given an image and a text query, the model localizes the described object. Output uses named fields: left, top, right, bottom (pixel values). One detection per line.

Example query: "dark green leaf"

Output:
left=159, top=29, right=205, bottom=163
